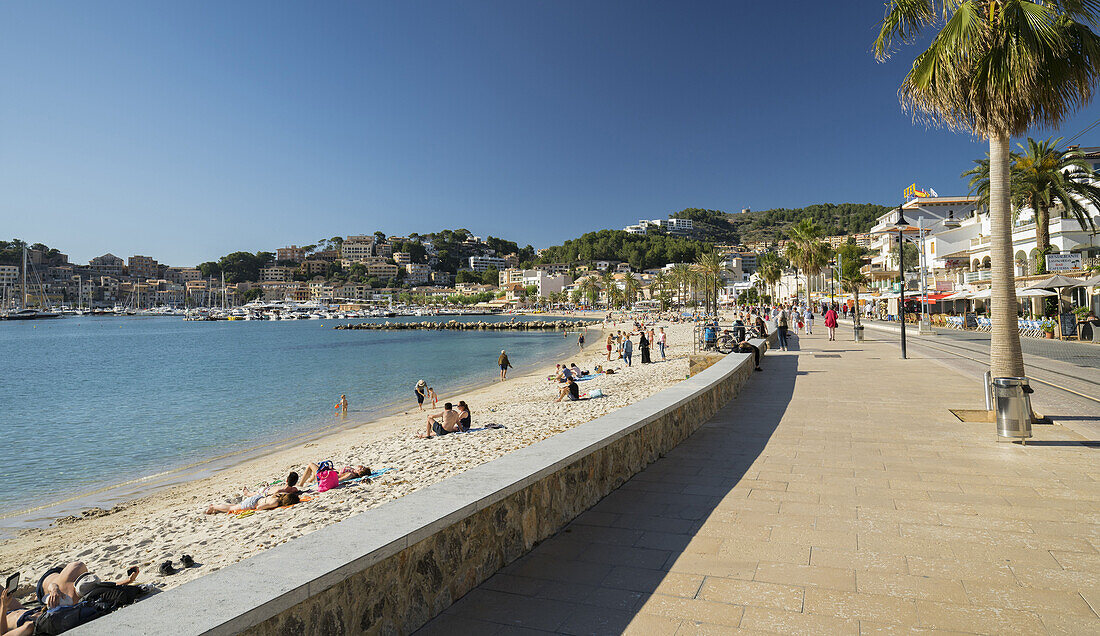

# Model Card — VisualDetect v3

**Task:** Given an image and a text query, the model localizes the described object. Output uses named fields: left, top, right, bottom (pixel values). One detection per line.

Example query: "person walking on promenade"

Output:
left=622, top=335, right=633, bottom=367
left=776, top=306, right=790, bottom=351
left=657, top=327, right=667, bottom=359
left=498, top=350, right=512, bottom=381
left=824, top=305, right=838, bottom=341
left=803, top=308, right=814, bottom=335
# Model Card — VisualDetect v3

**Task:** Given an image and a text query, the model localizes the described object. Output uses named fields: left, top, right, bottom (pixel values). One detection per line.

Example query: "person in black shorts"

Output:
left=415, top=380, right=427, bottom=411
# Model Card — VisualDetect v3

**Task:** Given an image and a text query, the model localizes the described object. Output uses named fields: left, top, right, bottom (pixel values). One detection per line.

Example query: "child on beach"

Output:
left=426, top=386, right=438, bottom=408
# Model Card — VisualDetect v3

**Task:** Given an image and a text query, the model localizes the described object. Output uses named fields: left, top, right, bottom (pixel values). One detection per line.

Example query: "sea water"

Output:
left=0, top=315, right=582, bottom=524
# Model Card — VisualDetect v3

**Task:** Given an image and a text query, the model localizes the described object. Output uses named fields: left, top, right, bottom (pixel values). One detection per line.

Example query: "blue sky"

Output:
left=3, top=1, right=1099, bottom=266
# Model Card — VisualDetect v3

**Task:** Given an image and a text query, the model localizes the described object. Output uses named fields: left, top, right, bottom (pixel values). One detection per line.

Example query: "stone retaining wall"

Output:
left=78, top=335, right=771, bottom=636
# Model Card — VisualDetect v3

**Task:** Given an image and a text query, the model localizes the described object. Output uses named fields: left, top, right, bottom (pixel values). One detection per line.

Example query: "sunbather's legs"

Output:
left=299, top=462, right=320, bottom=485
left=43, top=561, right=87, bottom=603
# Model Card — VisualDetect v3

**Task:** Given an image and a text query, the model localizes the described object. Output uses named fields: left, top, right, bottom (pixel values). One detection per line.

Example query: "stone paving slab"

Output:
left=414, top=331, right=1100, bottom=635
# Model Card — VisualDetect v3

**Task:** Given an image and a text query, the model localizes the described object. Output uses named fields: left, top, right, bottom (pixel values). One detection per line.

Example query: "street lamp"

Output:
left=894, top=203, right=910, bottom=359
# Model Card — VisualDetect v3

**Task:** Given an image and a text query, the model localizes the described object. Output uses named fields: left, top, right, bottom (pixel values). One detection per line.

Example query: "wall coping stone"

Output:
left=75, top=337, right=767, bottom=635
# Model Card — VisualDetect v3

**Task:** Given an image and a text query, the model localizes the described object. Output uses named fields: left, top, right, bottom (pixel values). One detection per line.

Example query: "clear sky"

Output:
left=3, top=1, right=1099, bottom=266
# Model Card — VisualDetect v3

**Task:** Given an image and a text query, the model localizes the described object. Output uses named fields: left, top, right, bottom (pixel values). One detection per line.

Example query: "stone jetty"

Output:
left=334, top=319, right=596, bottom=331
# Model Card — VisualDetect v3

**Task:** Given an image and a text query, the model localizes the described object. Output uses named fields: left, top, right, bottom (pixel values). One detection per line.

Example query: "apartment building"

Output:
left=89, top=253, right=125, bottom=276
left=366, top=262, right=398, bottom=279
left=164, top=267, right=202, bottom=284
left=260, top=265, right=293, bottom=283
left=341, top=236, right=375, bottom=261
left=535, top=263, right=571, bottom=276
left=277, top=245, right=306, bottom=263
left=468, top=255, right=506, bottom=272
left=404, top=263, right=431, bottom=285
left=127, top=255, right=158, bottom=281
left=498, top=268, right=525, bottom=286
left=300, top=260, right=330, bottom=276
left=393, top=252, right=412, bottom=265
left=0, top=265, right=18, bottom=290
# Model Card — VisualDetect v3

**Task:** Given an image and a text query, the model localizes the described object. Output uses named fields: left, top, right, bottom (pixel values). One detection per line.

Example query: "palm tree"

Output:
left=875, top=0, right=1100, bottom=379
left=1015, top=137, right=1100, bottom=271
left=962, top=138, right=1100, bottom=274
left=785, top=219, right=832, bottom=304
left=755, top=252, right=785, bottom=301
left=694, top=251, right=727, bottom=315
left=579, top=276, right=601, bottom=308
left=837, top=243, right=869, bottom=329
left=670, top=263, right=694, bottom=308
left=600, top=270, right=617, bottom=310
left=621, top=272, right=641, bottom=308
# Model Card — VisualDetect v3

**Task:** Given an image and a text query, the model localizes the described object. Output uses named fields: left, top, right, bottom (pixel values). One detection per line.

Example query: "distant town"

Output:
left=3, top=189, right=1097, bottom=315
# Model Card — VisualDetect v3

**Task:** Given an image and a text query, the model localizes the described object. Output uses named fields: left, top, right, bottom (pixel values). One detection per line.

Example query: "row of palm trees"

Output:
left=555, top=253, right=732, bottom=312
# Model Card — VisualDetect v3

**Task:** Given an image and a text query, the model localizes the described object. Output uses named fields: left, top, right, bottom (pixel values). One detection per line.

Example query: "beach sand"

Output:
left=0, top=319, right=697, bottom=596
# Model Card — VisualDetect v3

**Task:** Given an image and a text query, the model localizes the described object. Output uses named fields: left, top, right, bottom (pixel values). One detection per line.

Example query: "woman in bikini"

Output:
left=456, top=401, right=472, bottom=431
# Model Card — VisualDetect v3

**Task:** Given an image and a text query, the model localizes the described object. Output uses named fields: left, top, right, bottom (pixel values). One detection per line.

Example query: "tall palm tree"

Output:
left=579, top=276, right=601, bottom=308
left=785, top=219, right=832, bottom=304
left=1015, top=137, right=1100, bottom=270
left=755, top=252, right=785, bottom=301
left=599, top=270, right=617, bottom=310
left=837, top=242, right=869, bottom=329
left=621, top=272, right=641, bottom=308
left=651, top=271, right=673, bottom=310
left=875, top=0, right=1100, bottom=379
left=694, top=251, right=727, bottom=315
left=670, top=263, right=694, bottom=308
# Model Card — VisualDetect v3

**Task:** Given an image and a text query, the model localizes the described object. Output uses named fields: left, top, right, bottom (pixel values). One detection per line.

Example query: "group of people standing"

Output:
left=605, top=326, right=665, bottom=367
left=771, top=303, right=842, bottom=350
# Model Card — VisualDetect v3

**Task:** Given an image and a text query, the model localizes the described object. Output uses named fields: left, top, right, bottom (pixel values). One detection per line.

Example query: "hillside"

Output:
left=671, top=203, right=890, bottom=245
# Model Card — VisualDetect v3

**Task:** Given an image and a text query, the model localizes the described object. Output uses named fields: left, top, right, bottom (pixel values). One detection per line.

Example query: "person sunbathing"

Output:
left=205, top=491, right=299, bottom=515
left=298, top=462, right=370, bottom=486
left=1, top=589, right=37, bottom=636
left=35, top=561, right=140, bottom=609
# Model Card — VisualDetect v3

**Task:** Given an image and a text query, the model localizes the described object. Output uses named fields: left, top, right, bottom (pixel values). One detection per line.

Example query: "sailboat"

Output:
left=1, top=246, right=60, bottom=320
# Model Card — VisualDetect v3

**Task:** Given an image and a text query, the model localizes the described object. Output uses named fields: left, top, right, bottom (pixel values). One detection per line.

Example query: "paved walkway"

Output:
left=416, top=330, right=1100, bottom=635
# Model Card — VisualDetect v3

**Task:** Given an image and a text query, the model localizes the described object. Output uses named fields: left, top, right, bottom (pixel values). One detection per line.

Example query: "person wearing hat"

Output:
left=414, top=380, right=427, bottom=411
left=498, top=350, right=512, bottom=381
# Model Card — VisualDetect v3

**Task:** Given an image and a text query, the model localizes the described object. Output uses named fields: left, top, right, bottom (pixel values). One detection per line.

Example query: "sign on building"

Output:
left=1045, top=253, right=1083, bottom=271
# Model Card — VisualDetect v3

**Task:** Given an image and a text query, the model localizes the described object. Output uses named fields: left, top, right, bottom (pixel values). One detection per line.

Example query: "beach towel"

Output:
left=574, top=373, right=603, bottom=381
left=231, top=495, right=313, bottom=519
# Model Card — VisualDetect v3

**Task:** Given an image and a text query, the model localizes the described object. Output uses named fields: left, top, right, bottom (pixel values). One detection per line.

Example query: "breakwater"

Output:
left=334, top=319, right=596, bottom=331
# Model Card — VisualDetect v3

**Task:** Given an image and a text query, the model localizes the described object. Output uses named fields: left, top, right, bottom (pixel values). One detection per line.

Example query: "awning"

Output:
left=943, top=290, right=972, bottom=300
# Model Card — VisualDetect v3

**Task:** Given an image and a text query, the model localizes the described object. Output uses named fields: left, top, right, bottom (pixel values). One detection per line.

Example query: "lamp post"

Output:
left=895, top=203, right=910, bottom=359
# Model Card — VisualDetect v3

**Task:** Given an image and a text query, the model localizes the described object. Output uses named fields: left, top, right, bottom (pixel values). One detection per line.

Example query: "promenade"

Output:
left=416, top=329, right=1100, bottom=635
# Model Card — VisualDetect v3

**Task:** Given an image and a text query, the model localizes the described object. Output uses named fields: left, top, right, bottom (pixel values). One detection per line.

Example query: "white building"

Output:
left=622, top=218, right=695, bottom=236
left=520, top=269, right=571, bottom=296
left=468, top=256, right=507, bottom=272
left=404, top=263, right=431, bottom=285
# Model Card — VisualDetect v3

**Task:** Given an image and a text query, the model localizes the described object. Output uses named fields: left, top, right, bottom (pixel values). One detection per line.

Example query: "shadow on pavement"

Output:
left=415, top=351, right=797, bottom=635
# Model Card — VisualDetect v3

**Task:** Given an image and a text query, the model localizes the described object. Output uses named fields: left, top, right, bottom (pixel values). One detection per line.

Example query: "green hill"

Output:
left=671, top=203, right=890, bottom=244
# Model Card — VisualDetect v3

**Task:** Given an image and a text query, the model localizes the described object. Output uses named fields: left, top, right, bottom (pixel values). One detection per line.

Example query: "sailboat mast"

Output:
left=21, top=246, right=27, bottom=309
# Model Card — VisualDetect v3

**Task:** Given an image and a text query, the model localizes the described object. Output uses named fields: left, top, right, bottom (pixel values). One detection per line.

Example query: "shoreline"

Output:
left=0, top=318, right=695, bottom=598
left=0, top=321, right=596, bottom=536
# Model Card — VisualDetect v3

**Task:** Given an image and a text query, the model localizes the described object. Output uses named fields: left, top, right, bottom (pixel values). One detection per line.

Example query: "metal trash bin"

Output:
left=993, top=377, right=1033, bottom=441
left=853, top=325, right=865, bottom=342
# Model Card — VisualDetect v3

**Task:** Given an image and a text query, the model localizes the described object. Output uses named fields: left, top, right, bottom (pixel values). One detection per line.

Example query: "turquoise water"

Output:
left=0, top=315, right=581, bottom=520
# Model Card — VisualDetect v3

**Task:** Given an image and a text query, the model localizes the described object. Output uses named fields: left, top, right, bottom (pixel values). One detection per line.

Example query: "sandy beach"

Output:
left=0, top=318, right=699, bottom=597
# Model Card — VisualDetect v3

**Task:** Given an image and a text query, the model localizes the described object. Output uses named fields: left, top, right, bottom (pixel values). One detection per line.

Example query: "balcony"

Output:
left=964, top=270, right=992, bottom=283
left=969, top=235, right=990, bottom=249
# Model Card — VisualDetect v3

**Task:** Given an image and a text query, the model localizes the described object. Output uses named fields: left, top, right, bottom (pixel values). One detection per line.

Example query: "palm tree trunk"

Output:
left=1036, top=205, right=1051, bottom=274
left=988, top=131, right=1026, bottom=378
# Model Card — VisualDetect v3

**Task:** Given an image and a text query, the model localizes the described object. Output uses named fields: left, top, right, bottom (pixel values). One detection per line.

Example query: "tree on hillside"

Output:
left=875, top=0, right=1100, bottom=379
left=622, top=271, right=641, bottom=308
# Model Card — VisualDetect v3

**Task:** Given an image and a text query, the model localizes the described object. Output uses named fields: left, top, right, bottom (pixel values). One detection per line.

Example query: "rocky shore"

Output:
left=334, top=319, right=597, bottom=330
